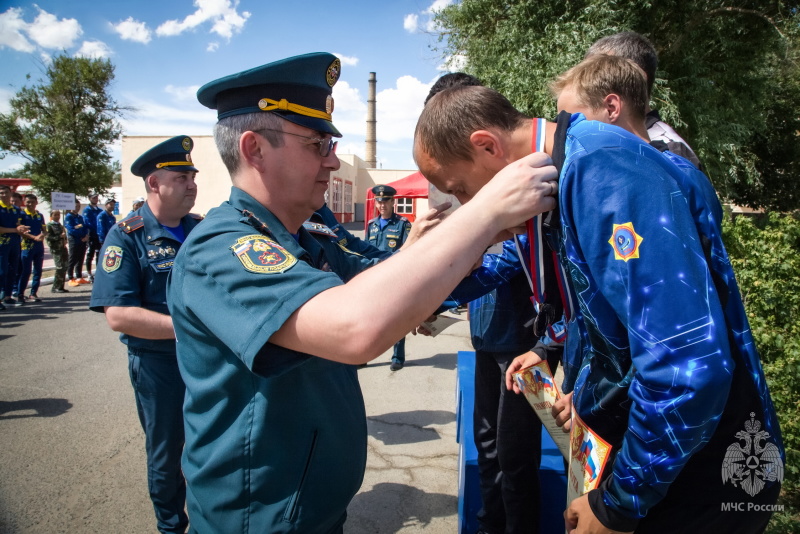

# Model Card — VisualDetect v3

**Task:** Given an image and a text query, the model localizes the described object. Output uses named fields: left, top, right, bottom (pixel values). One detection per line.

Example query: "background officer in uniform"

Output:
left=367, top=184, right=412, bottom=370
left=167, top=52, right=557, bottom=533
left=90, top=135, right=201, bottom=534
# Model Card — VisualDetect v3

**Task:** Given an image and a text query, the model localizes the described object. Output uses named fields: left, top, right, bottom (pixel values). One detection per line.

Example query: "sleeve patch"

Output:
left=103, top=246, right=124, bottom=273
left=608, top=222, right=643, bottom=262
left=231, top=234, right=298, bottom=274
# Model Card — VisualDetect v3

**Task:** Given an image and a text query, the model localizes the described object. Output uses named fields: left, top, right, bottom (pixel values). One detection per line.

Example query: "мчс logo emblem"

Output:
left=721, top=412, right=784, bottom=497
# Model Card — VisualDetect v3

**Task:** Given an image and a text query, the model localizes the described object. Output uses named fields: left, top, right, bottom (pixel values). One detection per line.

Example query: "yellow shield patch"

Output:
left=231, top=234, right=297, bottom=274
left=103, top=246, right=124, bottom=273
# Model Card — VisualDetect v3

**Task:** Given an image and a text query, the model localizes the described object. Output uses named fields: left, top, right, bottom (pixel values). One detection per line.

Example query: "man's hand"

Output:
left=552, top=391, right=573, bottom=433
left=470, top=152, right=558, bottom=233
left=565, top=494, right=633, bottom=534
left=412, top=315, right=437, bottom=336
left=406, top=202, right=451, bottom=248
left=16, top=225, right=30, bottom=234
left=505, top=350, right=544, bottom=393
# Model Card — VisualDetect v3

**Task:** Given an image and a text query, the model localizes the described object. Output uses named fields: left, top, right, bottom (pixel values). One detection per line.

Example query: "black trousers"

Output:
left=67, top=237, right=87, bottom=279
left=474, top=349, right=542, bottom=534
left=85, top=234, right=101, bottom=276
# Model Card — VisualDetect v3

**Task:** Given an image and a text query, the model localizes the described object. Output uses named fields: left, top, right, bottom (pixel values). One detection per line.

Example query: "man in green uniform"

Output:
left=45, top=210, right=69, bottom=293
left=90, top=136, right=201, bottom=534
left=167, top=52, right=559, bottom=533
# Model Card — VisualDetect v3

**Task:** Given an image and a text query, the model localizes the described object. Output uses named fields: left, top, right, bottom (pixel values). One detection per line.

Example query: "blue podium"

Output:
left=456, top=350, right=567, bottom=534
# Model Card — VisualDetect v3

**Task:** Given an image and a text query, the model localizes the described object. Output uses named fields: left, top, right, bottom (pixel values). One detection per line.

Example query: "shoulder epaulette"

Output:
left=400, top=216, right=410, bottom=223
left=118, top=215, right=144, bottom=233
left=303, top=220, right=337, bottom=238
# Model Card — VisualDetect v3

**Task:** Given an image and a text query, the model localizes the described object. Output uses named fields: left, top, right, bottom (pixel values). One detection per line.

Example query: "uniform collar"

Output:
left=140, top=201, right=189, bottom=244
left=228, top=186, right=312, bottom=261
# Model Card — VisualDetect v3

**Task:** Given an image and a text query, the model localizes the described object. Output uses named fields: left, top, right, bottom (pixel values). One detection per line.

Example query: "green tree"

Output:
left=0, top=53, right=125, bottom=198
left=433, top=0, right=799, bottom=211
left=723, top=213, right=800, bottom=531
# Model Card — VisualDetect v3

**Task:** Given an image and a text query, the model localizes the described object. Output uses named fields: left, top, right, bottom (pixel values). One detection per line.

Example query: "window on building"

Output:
left=331, top=178, right=342, bottom=213
left=344, top=181, right=353, bottom=214
left=395, top=197, right=413, bottom=214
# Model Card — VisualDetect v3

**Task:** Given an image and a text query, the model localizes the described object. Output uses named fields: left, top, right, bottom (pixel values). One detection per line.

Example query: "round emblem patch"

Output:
left=182, top=137, right=192, bottom=151
left=230, top=234, right=297, bottom=274
left=326, top=58, right=341, bottom=87
left=103, top=246, right=124, bottom=273
left=608, top=222, right=643, bottom=262
left=388, top=239, right=397, bottom=248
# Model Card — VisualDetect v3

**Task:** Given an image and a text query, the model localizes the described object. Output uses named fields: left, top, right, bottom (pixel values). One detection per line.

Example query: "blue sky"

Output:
left=0, top=0, right=462, bottom=173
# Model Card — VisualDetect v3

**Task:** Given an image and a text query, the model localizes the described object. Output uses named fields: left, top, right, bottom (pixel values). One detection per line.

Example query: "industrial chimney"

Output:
left=366, top=72, right=377, bottom=168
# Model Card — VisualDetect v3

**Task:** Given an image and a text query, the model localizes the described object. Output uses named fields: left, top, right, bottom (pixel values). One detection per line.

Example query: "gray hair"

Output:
left=213, top=112, right=286, bottom=176
left=586, top=31, right=658, bottom=96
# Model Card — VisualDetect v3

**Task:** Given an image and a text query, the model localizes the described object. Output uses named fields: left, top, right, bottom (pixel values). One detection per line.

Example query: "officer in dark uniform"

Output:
left=367, top=185, right=412, bottom=370
left=310, top=203, right=390, bottom=261
left=90, top=135, right=201, bottom=534
left=167, top=52, right=557, bottom=534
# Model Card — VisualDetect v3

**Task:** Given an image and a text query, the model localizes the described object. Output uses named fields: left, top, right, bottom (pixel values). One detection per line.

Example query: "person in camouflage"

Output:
left=45, top=210, right=69, bottom=293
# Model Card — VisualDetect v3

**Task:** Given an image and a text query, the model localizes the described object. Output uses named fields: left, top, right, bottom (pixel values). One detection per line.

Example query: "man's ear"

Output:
left=145, top=174, right=159, bottom=193
left=240, top=131, right=271, bottom=174
left=469, top=130, right=504, bottom=159
left=604, top=94, right=623, bottom=124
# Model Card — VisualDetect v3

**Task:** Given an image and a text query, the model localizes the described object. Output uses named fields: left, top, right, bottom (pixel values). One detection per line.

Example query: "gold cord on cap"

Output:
left=155, top=161, right=195, bottom=169
left=258, top=97, right=332, bottom=121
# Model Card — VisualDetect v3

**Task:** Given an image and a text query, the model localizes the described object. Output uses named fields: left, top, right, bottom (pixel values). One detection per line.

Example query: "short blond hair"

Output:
left=551, top=55, right=649, bottom=120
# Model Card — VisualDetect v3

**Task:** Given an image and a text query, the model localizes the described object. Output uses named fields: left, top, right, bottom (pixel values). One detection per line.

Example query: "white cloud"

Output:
left=403, top=1, right=454, bottom=34
left=27, top=7, right=82, bottom=49
left=330, top=80, right=367, bottom=137
left=121, top=93, right=215, bottom=137
left=0, top=6, right=82, bottom=52
left=376, top=76, right=432, bottom=143
left=438, top=54, right=467, bottom=72
left=156, top=0, right=251, bottom=40
left=0, top=87, right=14, bottom=114
left=331, top=75, right=432, bottom=150
left=0, top=8, right=35, bottom=52
left=76, top=40, right=112, bottom=59
left=164, top=84, right=201, bottom=102
left=113, top=17, right=151, bottom=44
left=334, top=53, right=358, bottom=67
left=207, top=41, right=219, bottom=52
left=425, top=0, right=455, bottom=14
left=403, top=14, right=418, bottom=33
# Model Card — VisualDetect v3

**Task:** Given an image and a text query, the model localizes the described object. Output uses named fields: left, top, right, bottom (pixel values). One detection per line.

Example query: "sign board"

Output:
left=51, top=192, right=76, bottom=211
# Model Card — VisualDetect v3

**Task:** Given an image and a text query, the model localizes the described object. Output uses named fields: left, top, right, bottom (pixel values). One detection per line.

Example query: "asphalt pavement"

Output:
left=0, top=277, right=473, bottom=533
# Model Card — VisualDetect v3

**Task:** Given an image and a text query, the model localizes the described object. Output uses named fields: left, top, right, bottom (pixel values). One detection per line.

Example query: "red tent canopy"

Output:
left=364, top=171, right=429, bottom=228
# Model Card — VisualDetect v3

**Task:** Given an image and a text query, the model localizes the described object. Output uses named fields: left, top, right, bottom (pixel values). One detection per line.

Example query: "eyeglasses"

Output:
left=254, top=129, right=338, bottom=157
